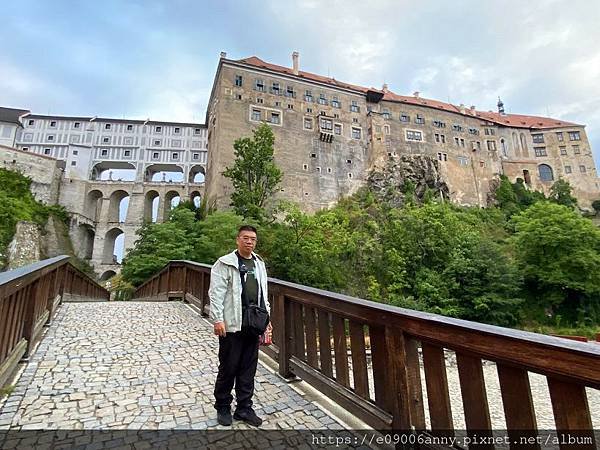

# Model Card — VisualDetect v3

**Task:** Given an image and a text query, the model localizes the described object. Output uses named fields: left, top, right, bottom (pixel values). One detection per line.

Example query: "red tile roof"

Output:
left=233, top=56, right=581, bottom=130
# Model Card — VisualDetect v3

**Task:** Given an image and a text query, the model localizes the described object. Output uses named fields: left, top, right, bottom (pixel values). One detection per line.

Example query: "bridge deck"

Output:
left=0, top=302, right=345, bottom=431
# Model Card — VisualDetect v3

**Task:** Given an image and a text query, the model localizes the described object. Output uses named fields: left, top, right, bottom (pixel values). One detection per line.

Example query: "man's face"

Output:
left=236, top=230, right=257, bottom=254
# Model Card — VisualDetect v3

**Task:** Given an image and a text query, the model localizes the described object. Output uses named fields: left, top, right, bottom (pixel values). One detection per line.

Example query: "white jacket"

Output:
left=208, top=250, right=270, bottom=333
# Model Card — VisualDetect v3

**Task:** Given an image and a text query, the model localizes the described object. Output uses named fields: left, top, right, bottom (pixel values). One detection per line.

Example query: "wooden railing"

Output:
left=0, top=255, right=109, bottom=387
left=134, top=261, right=599, bottom=447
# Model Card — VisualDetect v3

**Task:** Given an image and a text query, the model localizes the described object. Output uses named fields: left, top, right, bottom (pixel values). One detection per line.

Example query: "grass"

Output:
left=520, top=324, right=600, bottom=340
left=0, top=385, right=15, bottom=400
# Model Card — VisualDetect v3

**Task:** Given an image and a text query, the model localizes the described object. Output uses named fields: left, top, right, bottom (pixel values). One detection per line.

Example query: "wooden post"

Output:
left=276, top=293, right=292, bottom=378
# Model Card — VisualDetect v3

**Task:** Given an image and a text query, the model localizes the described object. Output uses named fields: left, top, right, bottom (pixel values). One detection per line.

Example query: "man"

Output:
left=209, top=225, right=271, bottom=427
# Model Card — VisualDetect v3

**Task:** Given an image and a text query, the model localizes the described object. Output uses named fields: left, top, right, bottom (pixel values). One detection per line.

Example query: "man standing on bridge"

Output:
left=209, top=225, right=271, bottom=427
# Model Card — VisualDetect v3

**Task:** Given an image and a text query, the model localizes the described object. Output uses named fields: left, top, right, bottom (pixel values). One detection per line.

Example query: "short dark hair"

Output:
left=237, top=225, right=257, bottom=236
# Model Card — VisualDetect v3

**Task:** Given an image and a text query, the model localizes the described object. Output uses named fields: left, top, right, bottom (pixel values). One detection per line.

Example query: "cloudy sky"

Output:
left=2, top=0, right=600, bottom=164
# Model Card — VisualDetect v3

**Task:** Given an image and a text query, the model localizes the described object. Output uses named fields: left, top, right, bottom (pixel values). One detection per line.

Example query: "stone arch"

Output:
left=520, top=133, right=528, bottom=157
left=85, top=189, right=103, bottom=222
left=100, top=270, right=117, bottom=281
left=512, top=132, right=520, bottom=157
left=145, top=164, right=184, bottom=182
left=102, top=227, right=124, bottom=264
left=538, top=164, right=554, bottom=182
left=188, top=165, right=206, bottom=184
left=91, top=161, right=136, bottom=181
left=108, top=190, right=130, bottom=223
left=144, top=190, right=160, bottom=223
left=190, top=190, right=202, bottom=208
left=77, top=224, right=95, bottom=259
left=163, top=190, right=181, bottom=219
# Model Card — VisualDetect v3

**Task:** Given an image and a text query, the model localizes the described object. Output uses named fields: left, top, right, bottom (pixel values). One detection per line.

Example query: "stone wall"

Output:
left=0, top=144, right=62, bottom=204
left=7, top=222, right=42, bottom=270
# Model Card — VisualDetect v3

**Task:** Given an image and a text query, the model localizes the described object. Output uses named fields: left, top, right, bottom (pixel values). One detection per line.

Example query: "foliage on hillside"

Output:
left=0, top=168, right=68, bottom=269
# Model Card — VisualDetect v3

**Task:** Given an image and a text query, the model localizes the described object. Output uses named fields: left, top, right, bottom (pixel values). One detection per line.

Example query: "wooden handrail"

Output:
left=133, top=260, right=599, bottom=445
left=0, top=256, right=109, bottom=387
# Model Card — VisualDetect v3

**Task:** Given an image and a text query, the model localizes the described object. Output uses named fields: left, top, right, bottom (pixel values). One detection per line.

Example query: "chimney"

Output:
left=459, top=103, right=466, bottom=114
left=220, top=51, right=227, bottom=59
left=413, top=91, right=420, bottom=98
left=470, top=105, right=476, bottom=115
left=292, top=51, right=299, bottom=75
left=382, top=83, right=389, bottom=92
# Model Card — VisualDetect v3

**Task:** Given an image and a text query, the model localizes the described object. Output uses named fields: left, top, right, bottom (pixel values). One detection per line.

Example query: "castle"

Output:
left=1, top=51, right=598, bottom=277
left=205, top=52, right=599, bottom=211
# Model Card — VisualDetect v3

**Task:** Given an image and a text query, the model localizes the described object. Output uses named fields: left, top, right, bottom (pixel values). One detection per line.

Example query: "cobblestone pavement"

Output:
left=0, top=302, right=346, bottom=433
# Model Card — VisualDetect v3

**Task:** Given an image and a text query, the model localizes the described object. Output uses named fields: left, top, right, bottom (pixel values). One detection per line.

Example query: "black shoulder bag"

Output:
left=238, top=253, right=269, bottom=336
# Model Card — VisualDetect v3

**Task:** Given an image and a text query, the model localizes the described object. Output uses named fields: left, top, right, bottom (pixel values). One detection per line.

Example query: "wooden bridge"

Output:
left=1, top=257, right=599, bottom=449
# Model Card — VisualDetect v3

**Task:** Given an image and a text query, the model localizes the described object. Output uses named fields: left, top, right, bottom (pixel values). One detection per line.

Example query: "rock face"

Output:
left=367, top=155, right=450, bottom=207
left=7, top=222, right=42, bottom=270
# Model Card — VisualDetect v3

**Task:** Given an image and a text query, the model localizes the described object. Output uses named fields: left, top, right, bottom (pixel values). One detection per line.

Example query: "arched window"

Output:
left=501, top=138, right=507, bottom=157
left=520, top=133, right=528, bottom=156
left=538, top=164, right=554, bottom=182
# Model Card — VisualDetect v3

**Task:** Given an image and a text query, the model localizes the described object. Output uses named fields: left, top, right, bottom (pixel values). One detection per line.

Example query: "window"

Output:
left=433, top=120, right=446, bottom=128
left=384, top=125, right=390, bottom=135
left=565, top=165, right=572, bottom=174
left=382, top=109, right=391, bottom=120
left=48, top=135, right=55, bottom=141
left=193, top=153, right=199, bottom=160
left=270, top=112, right=280, bottom=124
left=487, top=140, right=497, bottom=151
left=195, top=128, right=201, bottom=134
left=155, top=126, right=162, bottom=133
left=454, top=137, right=460, bottom=146
left=580, top=165, right=587, bottom=173
left=101, top=149, right=108, bottom=156
left=44, top=148, right=51, bottom=155
left=124, top=150, right=131, bottom=157
left=406, top=130, right=423, bottom=141
left=331, top=96, right=341, bottom=108
left=318, top=93, right=328, bottom=105
left=102, top=137, right=110, bottom=143
left=346, top=159, right=352, bottom=164
left=304, top=118, right=313, bottom=130
left=352, top=118, right=359, bottom=123
left=154, top=139, right=161, bottom=146
left=400, top=114, right=410, bottom=122
left=457, top=156, right=469, bottom=166
left=305, top=108, right=312, bottom=114
left=437, top=152, right=448, bottom=161
left=152, top=152, right=159, bottom=159
left=50, top=121, right=57, bottom=127
left=538, top=164, right=554, bottom=181
left=305, top=90, right=313, bottom=102
left=172, top=152, right=179, bottom=159
left=251, top=109, right=261, bottom=121
left=484, top=128, right=495, bottom=136
left=532, top=133, right=544, bottom=144
left=235, top=75, right=243, bottom=87
left=415, top=115, right=424, bottom=124
left=560, top=146, right=567, bottom=155
left=556, top=132, right=564, bottom=142
left=287, top=104, right=294, bottom=109
left=320, top=118, right=333, bottom=131
left=316, top=167, right=321, bottom=173
left=74, top=122, right=81, bottom=129
left=452, top=124, right=463, bottom=132
left=105, top=123, right=111, bottom=130
left=255, top=79, right=265, bottom=92
left=434, top=133, right=446, bottom=144
left=327, top=168, right=332, bottom=173
left=275, top=101, right=281, bottom=106
left=348, top=173, right=353, bottom=179
left=334, top=113, right=339, bottom=119
left=350, top=100, right=360, bottom=112
left=468, top=128, right=479, bottom=135
left=303, top=164, right=308, bottom=170
left=352, top=127, right=361, bottom=139
left=271, top=82, right=280, bottom=95
left=534, top=147, right=547, bottom=157
left=460, top=138, right=465, bottom=147
left=310, top=153, right=316, bottom=158
left=127, top=124, right=133, bottom=131
left=73, top=150, right=78, bottom=155
left=568, top=131, right=581, bottom=141
left=174, top=127, right=180, bottom=134
left=28, top=119, right=34, bottom=126
left=573, top=145, right=580, bottom=155
left=334, top=124, right=342, bottom=135
left=257, top=98, right=264, bottom=104
left=285, top=86, right=295, bottom=98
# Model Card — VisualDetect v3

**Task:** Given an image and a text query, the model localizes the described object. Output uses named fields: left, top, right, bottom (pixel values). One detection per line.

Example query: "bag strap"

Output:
left=236, top=251, right=264, bottom=309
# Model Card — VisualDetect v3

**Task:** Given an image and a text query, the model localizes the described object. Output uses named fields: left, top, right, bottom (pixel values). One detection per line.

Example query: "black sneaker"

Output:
left=233, top=408, right=263, bottom=427
left=217, top=407, right=232, bottom=426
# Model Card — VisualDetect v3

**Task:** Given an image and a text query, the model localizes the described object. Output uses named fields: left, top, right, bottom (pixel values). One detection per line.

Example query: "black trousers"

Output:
left=214, top=331, right=259, bottom=411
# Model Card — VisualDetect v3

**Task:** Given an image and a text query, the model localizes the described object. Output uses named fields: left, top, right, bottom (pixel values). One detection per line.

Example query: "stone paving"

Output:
left=0, top=302, right=347, bottom=434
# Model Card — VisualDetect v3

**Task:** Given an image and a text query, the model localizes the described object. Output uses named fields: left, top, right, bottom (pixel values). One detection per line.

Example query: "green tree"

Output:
left=512, top=202, right=600, bottom=324
left=549, top=178, right=577, bottom=209
left=222, top=123, right=283, bottom=221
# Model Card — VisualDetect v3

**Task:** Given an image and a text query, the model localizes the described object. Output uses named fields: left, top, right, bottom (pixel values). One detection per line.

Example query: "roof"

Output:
left=233, top=56, right=582, bottom=130
left=0, top=107, right=30, bottom=126
left=0, top=144, right=57, bottom=161
left=24, top=114, right=206, bottom=128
